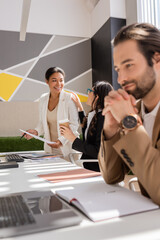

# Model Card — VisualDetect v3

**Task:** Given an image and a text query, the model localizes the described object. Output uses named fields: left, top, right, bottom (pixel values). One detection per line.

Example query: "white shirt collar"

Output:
left=141, top=101, right=160, bottom=118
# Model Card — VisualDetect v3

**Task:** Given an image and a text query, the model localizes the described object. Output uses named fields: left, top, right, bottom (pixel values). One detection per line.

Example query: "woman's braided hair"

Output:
left=83, top=81, right=113, bottom=136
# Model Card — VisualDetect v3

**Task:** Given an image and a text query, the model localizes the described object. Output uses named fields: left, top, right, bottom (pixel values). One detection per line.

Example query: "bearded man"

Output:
left=99, top=23, right=160, bottom=205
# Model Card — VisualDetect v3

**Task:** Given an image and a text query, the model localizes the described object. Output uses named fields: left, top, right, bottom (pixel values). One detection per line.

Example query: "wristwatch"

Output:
left=121, top=114, right=142, bottom=131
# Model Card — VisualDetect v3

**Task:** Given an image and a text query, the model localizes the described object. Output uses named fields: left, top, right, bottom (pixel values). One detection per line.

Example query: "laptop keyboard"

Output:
left=6, top=154, right=24, bottom=162
left=0, top=195, right=36, bottom=228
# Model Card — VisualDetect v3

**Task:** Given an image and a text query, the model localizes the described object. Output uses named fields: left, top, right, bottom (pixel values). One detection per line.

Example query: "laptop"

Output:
left=0, top=190, right=82, bottom=238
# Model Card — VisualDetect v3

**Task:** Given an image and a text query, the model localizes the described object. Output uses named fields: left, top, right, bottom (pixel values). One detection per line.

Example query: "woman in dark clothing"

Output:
left=60, top=81, right=113, bottom=171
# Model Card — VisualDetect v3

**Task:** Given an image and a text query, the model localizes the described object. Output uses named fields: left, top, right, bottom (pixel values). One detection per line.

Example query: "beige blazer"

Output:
left=98, top=102, right=160, bottom=205
left=35, top=90, right=79, bottom=157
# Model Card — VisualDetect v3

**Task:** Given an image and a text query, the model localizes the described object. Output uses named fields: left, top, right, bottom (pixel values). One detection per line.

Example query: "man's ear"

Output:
left=152, top=52, right=160, bottom=70
left=153, top=52, right=160, bottom=63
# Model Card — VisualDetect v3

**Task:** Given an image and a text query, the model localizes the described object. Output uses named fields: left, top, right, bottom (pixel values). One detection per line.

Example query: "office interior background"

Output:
left=0, top=0, right=160, bottom=137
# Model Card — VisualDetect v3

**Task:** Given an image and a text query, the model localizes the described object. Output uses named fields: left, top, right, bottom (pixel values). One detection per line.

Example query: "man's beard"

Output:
left=122, top=67, right=156, bottom=99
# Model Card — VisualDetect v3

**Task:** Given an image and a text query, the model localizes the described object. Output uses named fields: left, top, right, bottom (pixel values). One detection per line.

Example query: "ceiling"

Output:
left=85, top=0, right=100, bottom=12
left=20, top=0, right=100, bottom=41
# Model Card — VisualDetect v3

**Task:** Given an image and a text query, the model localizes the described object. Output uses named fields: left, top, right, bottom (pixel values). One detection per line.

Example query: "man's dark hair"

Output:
left=113, top=23, right=160, bottom=66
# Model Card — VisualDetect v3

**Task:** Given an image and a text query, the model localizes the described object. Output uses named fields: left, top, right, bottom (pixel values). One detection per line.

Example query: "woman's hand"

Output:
left=60, top=126, right=77, bottom=143
left=47, top=140, right=62, bottom=149
left=71, top=92, right=83, bottom=111
left=24, top=129, right=38, bottom=140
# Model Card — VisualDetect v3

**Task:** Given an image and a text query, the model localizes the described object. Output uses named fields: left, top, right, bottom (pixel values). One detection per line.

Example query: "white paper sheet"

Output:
left=19, top=129, right=56, bottom=144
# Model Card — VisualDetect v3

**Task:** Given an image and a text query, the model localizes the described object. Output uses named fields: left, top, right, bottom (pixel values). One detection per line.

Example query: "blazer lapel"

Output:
left=43, top=93, right=50, bottom=132
left=152, top=107, right=160, bottom=146
left=137, top=101, right=160, bottom=147
left=136, top=100, right=142, bottom=117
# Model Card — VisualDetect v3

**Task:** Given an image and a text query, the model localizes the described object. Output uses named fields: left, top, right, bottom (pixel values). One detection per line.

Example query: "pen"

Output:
left=20, top=133, right=26, bottom=140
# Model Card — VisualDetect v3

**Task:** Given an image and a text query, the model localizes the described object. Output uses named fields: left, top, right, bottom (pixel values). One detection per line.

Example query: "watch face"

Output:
left=122, top=115, right=137, bottom=130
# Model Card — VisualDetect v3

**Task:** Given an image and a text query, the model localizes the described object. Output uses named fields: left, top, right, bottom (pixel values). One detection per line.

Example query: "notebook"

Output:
left=56, top=178, right=159, bottom=222
left=0, top=190, right=82, bottom=238
left=38, top=168, right=101, bottom=183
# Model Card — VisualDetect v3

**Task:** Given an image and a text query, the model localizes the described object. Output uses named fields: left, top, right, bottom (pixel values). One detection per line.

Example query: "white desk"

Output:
left=0, top=154, right=160, bottom=240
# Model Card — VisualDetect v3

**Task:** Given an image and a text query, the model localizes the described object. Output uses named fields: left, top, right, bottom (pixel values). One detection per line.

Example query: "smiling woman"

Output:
left=23, top=67, right=79, bottom=160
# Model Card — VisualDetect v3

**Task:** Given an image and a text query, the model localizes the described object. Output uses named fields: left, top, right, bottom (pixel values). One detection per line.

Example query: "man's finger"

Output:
left=102, top=106, right=110, bottom=115
left=117, top=88, right=130, bottom=100
left=129, top=94, right=137, bottom=106
left=108, top=90, right=122, bottom=100
left=104, top=96, right=113, bottom=107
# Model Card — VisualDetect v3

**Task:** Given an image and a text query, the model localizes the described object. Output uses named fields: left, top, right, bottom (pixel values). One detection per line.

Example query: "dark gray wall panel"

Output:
left=0, top=31, right=52, bottom=69
left=91, top=17, right=126, bottom=89
left=28, top=40, right=91, bottom=83
left=110, top=17, right=126, bottom=90
left=91, top=19, right=113, bottom=85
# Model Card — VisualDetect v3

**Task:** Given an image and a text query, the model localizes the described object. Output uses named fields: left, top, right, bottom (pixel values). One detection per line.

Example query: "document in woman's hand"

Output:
left=19, top=129, right=56, bottom=144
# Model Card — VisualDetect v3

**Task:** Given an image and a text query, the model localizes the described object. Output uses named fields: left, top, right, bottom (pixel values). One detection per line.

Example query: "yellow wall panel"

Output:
left=64, top=90, right=88, bottom=102
left=77, top=94, right=88, bottom=102
left=0, top=73, right=22, bottom=101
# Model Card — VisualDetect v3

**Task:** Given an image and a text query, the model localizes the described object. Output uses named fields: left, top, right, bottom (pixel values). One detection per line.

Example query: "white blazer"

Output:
left=35, top=90, right=79, bottom=157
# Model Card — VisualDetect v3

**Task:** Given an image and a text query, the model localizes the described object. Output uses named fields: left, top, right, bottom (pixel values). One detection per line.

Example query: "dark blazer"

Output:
left=72, top=111, right=104, bottom=172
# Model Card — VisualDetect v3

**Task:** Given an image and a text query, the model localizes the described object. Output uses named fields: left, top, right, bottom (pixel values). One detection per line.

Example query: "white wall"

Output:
left=125, top=0, right=138, bottom=25
left=0, top=102, right=39, bottom=137
left=110, top=0, right=126, bottom=19
left=91, top=0, right=126, bottom=37
left=0, top=0, right=22, bottom=32
left=0, top=0, right=126, bottom=38
left=0, top=0, right=91, bottom=37
left=91, top=0, right=110, bottom=37
left=0, top=101, right=90, bottom=137
left=0, top=0, right=127, bottom=136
